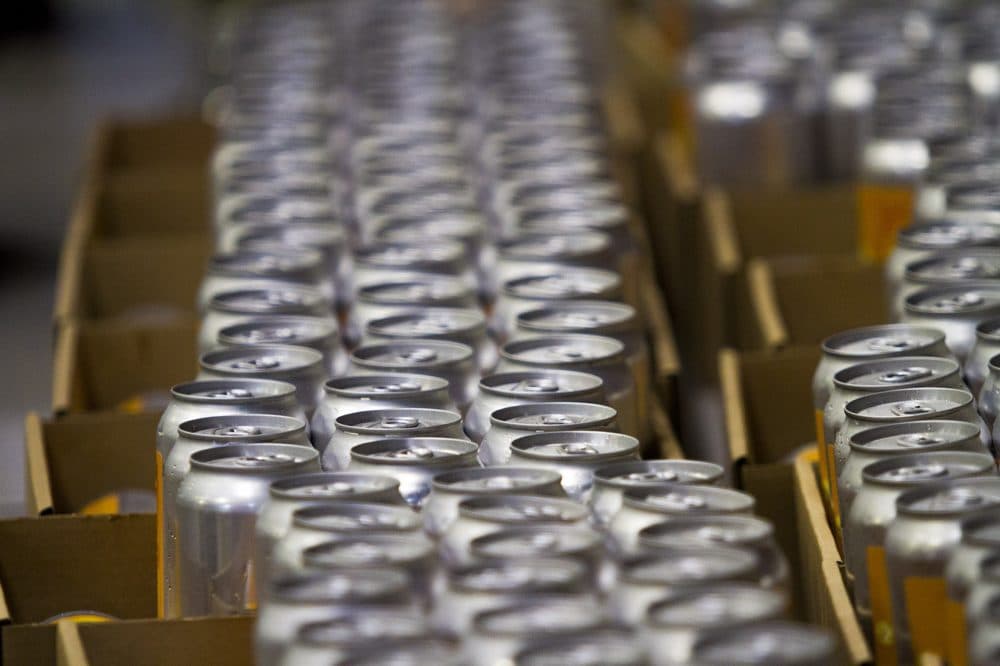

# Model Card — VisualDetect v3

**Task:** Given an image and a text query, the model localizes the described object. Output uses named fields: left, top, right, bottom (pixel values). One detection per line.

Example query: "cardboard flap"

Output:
left=641, top=274, right=681, bottom=384
left=51, top=321, right=81, bottom=416
left=55, top=621, right=88, bottom=666
left=719, top=348, right=750, bottom=464
left=602, top=81, right=644, bottom=157
left=746, top=258, right=788, bottom=350
left=105, top=117, right=214, bottom=169
left=24, top=413, right=54, bottom=515
left=703, top=188, right=741, bottom=274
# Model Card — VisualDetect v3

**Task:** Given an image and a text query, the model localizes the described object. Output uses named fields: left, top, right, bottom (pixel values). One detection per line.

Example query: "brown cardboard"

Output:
left=52, top=318, right=198, bottom=415
left=25, top=412, right=159, bottom=516
left=96, top=168, right=210, bottom=238
left=102, top=117, right=214, bottom=171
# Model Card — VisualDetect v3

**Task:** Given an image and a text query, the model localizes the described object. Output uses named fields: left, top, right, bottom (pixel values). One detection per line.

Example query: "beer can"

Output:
left=508, top=431, right=640, bottom=501
left=492, top=268, right=623, bottom=342
left=364, top=308, right=498, bottom=374
left=608, top=485, right=756, bottom=556
left=514, top=627, right=646, bottom=666
left=197, top=249, right=332, bottom=312
left=278, top=612, right=431, bottom=666
left=467, top=597, right=610, bottom=666
left=897, top=250, right=1000, bottom=318
left=310, top=374, right=456, bottom=451
left=422, top=467, right=566, bottom=538
left=590, top=459, right=726, bottom=530
left=689, top=621, right=839, bottom=665
left=200, top=286, right=333, bottom=354
left=176, top=443, right=321, bottom=617
left=440, top=494, right=589, bottom=566
left=901, top=286, right=1000, bottom=363
left=255, top=472, right=404, bottom=587
left=481, top=402, right=617, bottom=467
left=914, top=158, right=1000, bottom=222
left=357, top=185, right=477, bottom=229
left=217, top=315, right=348, bottom=378
left=301, top=534, right=437, bottom=604
left=347, top=437, right=479, bottom=507
left=641, top=583, right=788, bottom=664
left=349, top=340, right=479, bottom=412
left=431, top=558, right=593, bottom=635
left=352, top=240, right=476, bottom=297
left=514, top=300, right=650, bottom=443
left=324, top=407, right=467, bottom=471
left=466, top=370, right=607, bottom=444
left=215, top=198, right=340, bottom=253
left=162, top=414, right=310, bottom=618
left=270, top=503, right=423, bottom=581
left=493, top=232, right=613, bottom=296
left=886, top=477, right=1000, bottom=663
left=348, top=278, right=478, bottom=344
left=335, top=637, right=465, bottom=666
left=981, top=352, right=1000, bottom=432
left=198, top=344, right=327, bottom=414
left=944, top=515, right=1000, bottom=666
left=967, top=585, right=1000, bottom=666
left=468, top=525, right=605, bottom=587
left=497, top=334, right=638, bottom=438
left=968, top=319, right=1000, bottom=398
left=638, top=515, right=789, bottom=591
left=500, top=186, right=624, bottom=235
left=254, top=569, right=415, bottom=666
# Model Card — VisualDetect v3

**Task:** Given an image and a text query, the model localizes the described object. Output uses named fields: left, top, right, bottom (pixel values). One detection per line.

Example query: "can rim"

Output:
left=334, top=408, right=463, bottom=434
left=170, top=378, right=297, bottom=404
left=269, top=471, right=400, bottom=500
left=861, top=450, right=993, bottom=486
left=644, top=583, right=786, bottom=629
left=819, top=324, right=946, bottom=359
left=488, top=401, right=617, bottom=431
left=509, top=431, right=639, bottom=463
left=217, top=315, right=339, bottom=348
left=350, top=436, right=478, bottom=466
left=843, top=386, right=974, bottom=421
left=593, top=460, right=725, bottom=488
left=430, top=466, right=563, bottom=495
left=478, top=370, right=604, bottom=399
left=350, top=339, right=475, bottom=369
left=199, top=343, right=325, bottom=375
left=177, top=413, right=307, bottom=441
left=208, top=286, right=328, bottom=315
left=499, top=333, right=626, bottom=368
left=187, top=442, right=317, bottom=472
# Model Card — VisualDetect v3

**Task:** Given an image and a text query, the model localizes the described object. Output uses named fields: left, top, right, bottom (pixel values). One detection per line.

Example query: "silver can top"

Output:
left=820, top=324, right=946, bottom=359
left=188, top=443, right=317, bottom=473
left=638, top=515, right=775, bottom=551
left=432, top=467, right=564, bottom=495
left=324, top=373, right=449, bottom=398
left=366, top=309, right=486, bottom=340
left=170, top=378, right=297, bottom=404
left=514, top=628, right=645, bottom=666
left=490, top=402, right=616, bottom=430
left=831, top=356, right=959, bottom=390
left=448, top=558, right=587, bottom=594
left=516, top=301, right=637, bottom=337
left=904, top=286, right=1000, bottom=316
left=356, top=240, right=466, bottom=274
left=207, top=248, right=323, bottom=281
left=480, top=370, right=604, bottom=399
left=301, top=534, right=434, bottom=570
left=375, top=211, right=488, bottom=244
left=457, top=495, right=587, bottom=525
left=217, top=316, right=338, bottom=348
left=502, top=269, right=622, bottom=301
left=499, top=232, right=610, bottom=261
left=350, top=437, right=477, bottom=466
left=623, top=486, right=755, bottom=516
left=470, top=525, right=602, bottom=561
left=209, top=286, right=328, bottom=315
left=291, top=502, right=422, bottom=534
left=690, top=621, right=838, bottom=665
left=897, top=221, right=1000, bottom=251
left=905, top=250, right=1000, bottom=282
left=178, top=413, right=306, bottom=442
left=267, top=569, right=411, bottom=605
left=897, top=477, right=1000, bottom=517
left=501, top=334, right=625, bottom=367
left=510, top=431, right=639, bottom=463
left=844, top=386, right=974, bottom=421
left=517, top=205, right=630, bottom=235
left=862, top=451, right=994, bottom=487
left=849, top=420, right=983, bottom=452
left=269, top=472, right=400, bottom=501
left=594, top=460, right=726, bottom=489
left=472, top=598, right=607, bottom=636
left=619, top=547, right=759, bottom=586
left=351, top=340, right=474, bottom=370
left=334, top=408, right=462, bottom=435
left=294, top=612, right=428, bottom=648
left=237, top=221, right=346, bottom=251
left=357, top=278, right=475, bottom=308
left=646, top=583, right=787, bottom=629
left=199, top=344, right=324, bottom=377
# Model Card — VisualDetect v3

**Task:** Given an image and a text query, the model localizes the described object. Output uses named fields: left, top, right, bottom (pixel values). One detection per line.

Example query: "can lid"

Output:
left=862, top=451, right=993, bottom=486
left=904, top=286, right=1000, bottom=315
left=502, top=269, right=622, bottom=301
left=594, top=460, right=725, bottom=489
left=208, top=249, right=323, bottom=281
left=351, top=340, right=474, bottom=369
left=896, top=221, right=1000, bottom=252
left=849, top=419, right=982, bottom=452
left=448, top=558, right=586, bottom=593
left=510, top=431, right=639, bottom=463
left=514, top=627, right=645, bottom=666
left=295, top=612, right=428, bottom=648
left=366, top=309, right=486, bottom=341
left=499, top=232, right=609, bottom=261
left=472, top=598, right=608, bottom=637
left=199, top=344, right=324, bottom=376
left=620, top=547, right=759, bottom=586
left=481, top=370, right=604, bottom=399
left=820, top=324, right=946, bottom=359
left=336, top=637, right=464, bottom=666
left=178, top=413, right=307, bottom=442
left=302, top=534, right=434, bottom=569
left=269, top=569, right=411, bottom=605
left=844, top=386, right=974, bottom=421
left=357, top=278, right=475, bottom=307
left=516, top=301, right=637, bottom=337
left=356, top=240, right=467, bottom=274
left=897, top=477, right=1000, bottom=516
left=638, top=515, right=775, bottom=551
left=217, top=316, right=338, bottom=348
left=270, top=472, right=400, bottom=501
left=335, top=408, right=462, bottom=434
left=170, top=378, right=297, bottom=404
left=209, top=286, right=328, bottom=315
left=457, top=494, right=587, bottom=525
left=470, top=525, right=602, bottom=561
left=623, top=486, right=755, bottom=516
left=238, top=221, right=346, bottom=250
left=646, top=583, right=787, bottom=629
left=188, top=443, right=317, bottom=472
left=350, top=437, right=477, bottom=466
left=291, top=502, right=422, bottom=533
left=832, top=356, right=959, bottom=390
left=690, top=621, right=838, bottom=665
left=500, top=334, right=625, bottom=368
left=904, top=250, right=1000, bottom=283
left=490, top=402, right=616, bottom=430
left=432, top=466, right=565, bottom=495
left=375, top=210, right=488, bottom=244
left=229, top=196, right=338, bottom=226
left=324, top=373, right=449, bottom=397
left=517, top=204, right=629, bottom=236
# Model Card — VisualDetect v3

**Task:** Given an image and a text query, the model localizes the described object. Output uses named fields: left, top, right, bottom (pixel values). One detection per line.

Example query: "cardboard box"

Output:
left=24, top=412, right=158, bottom=516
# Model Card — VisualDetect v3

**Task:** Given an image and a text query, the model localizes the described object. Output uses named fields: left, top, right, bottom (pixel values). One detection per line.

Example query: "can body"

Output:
left=480, top=402, right=618, bottom=466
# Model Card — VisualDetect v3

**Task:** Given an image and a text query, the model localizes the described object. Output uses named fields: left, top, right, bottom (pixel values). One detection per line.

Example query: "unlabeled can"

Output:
left=347, top=437, right=479, bottom=507
left=481, top=402, right=618, bottom=467
left=350, top=340, right=479, bottom=412
left=886, top=477, right=1000, bottom=663
left=979, top=352, right=1000, bottom=430
left=364, top=308, right=498, bottom=374
left=468, top=525, right=605, bottom=586
left=325, top=408, right=467, bottom=471
left=352, top=240, right=475, bottom=296
left=969, top=320, right=1000, bottom=399
left=608, top=485, right=756, bottom=556
left=497, top=334, right=638, bottom=438
left=440, top=494, right=589, bottom=566
left=197, top=249, right=331, bottom=312
left=466, top=370, right=607, bottom=444
left=689, top=621, right=839, bottom=665
left=200, top=286, right=333, bottom=354
left=493, top=232, right=613, bottom=295
left=507, top=431, right=640, bottom=501
left=176, top=443, right=321, bottom=618
left=310, top=373, right=456, bottom=450
left=277, top=612, right=430, bottom=666
left=944, top=515, right=1000, bottom=666
left=349, top=278, right=478, bottom=344
left=901, top=285, right=1000, bottom=363
left=898, top=251, right=1000, bottom=318
left=335, top=637, right=464, bottom=666
left=514, top=626, right=646, bottom=666
left=198, top=344, right=327, bottom=414
left=217, top=315, right=348, bottom=378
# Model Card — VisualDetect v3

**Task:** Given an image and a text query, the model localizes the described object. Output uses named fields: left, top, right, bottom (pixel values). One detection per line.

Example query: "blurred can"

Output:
left=347, top=437, right=479, bottom=507
left=589, top=459, right=726, bottom=530
left=176, top=443, right=321, bottom=617
left=979, top=352, right=1000, bottom=430
left=508, top=431, right=640, bottom=501
left=364, top=308, right=498, bottom=374
left=335, top=637, right=464, bottom=666
left=689, top=621, right=839, bottom=665
left=349, top=278, right=478, bottom=344
left=493, top=232, right=613, bottom=296
left=277, top=612, right=430, bottom=666
left=352, top=240, right=476, bottom=297
left=310, top=373, right=456, bottom=450
left=469, top=525, right=605, bottom=586
left=350, top=340, right=479, bottom=412
left=901, top=286, right=1000, bottom=363
left=199, top=344, right=327, bottom=414
left=514, top=627, right=645, bottom=666
left=944, top=515, right=1000, bottom=666
left=897, top=251, right=1000, bottom=318
left=200, top=286, right=333, bottom=354
left=967, top=581, right=1000, bottom=666
left=197, top=249, right=332, bottom=312
left=324, top=408, right=466, bottom=471
left=440, top=494, right=589, bottom=566
left=217, top=315, right=348, bottom=378
left=481, top=402, right=617, bottom=467
left=968, top=318, right=1000, bottom=397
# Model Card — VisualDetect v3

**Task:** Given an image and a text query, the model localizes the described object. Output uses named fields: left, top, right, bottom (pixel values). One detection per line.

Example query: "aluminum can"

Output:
left=498, top=334, right=638, bottom=438
left=352, top=240, right=476, bottom=297
left=493, top=231, right=613, bottom=296
left=944, top=515, right=1000, bottom=666
left=466, top=370, right=607, bottom=444
left=466, top=597, right=610, bottom=666
left=300, top=533, right=437, bottom=604
left=254, top=569, right=414, bottom=666
left=324, top=408, right=467, bottom=471
left=514, top=627, right=646, bottom=666
left=347, top=437, right=479, bottom=507
left=969, top=319, right=1000, bottom=399
left=216, top=199, right=341, bottom=252
left=608, top=485, right=755, bottom=556
left=481, top=402, right=617, bottom=467
left=468, top=525, right=605, bottom=587
left=886, top=477, right=1000, bottom=663
left=886, top=221, right=1000, bottom=304
left=348, top=278, right=478, bottom=345
left=508, top=431, right=640, bottom=501
left=310, top=373, right=456, bottom=450
left=335, top=637, right=465, bottom=666
left=270, top=503, right=423, bottom=581
left=901, top=286, right=1000, bottom=363
left=641, top=584, right=788, bottom=664
left=441, top=494, right=589, bottom=566
left=968, top=586, right=1000, bottom=666
left=915, top=159, right=1000, bottom=222
left=200, top=286, right=333, bottom=354
left=198, top=344, right=327, bottom=415
left=196, top=249, right=332, bottom=312
left=278, top=612, right=430, bottom=666
left=689, top=621, right=839, bottom=666
left=255, top=472, right=404, bottom=587
left=897, top=251, right=1000, bottom=319
left=357, top=185, right=478, bottom=230
left=422, top=467, right=565, bottom=539
left=176, top=443, right=321, bottom=618
left=638, top=515, right=789, bottom=591
left=364, top=308, right=498, bottom=374
left=217, top=315, right=348, bottom=378
left=350, top=340, right=479, bottom=413
left=431, top=558, right=593, bottom=635
left=493, top=268, right=623, bottom=342
left=162, top=414, right=310, bottom=619
left=514, top=300, right=650, bottom=443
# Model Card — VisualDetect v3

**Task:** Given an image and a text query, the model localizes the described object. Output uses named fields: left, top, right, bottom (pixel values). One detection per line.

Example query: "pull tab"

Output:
left=303, top=482, right=355, bottom=496
left=410, top=318, right=454, bottom=335
left=890, top=400, right=934, bottom=416
left=557, top=442, right=600, bottom=455
left=379, top=416, right=420, bottom=429
left=385, top=446, right=435, bottom=460
left=212, top=425, right=262, bottom=437
left=647, top=492, right=707, bottom=511
left=547, top=345, right=587, bottom=361
left=230, top=356, right=281, bottom=371
left=267, top=291, right=307, bottom=306
left=527, top=533, right=559, bottom=550
left=540, top=414, right=577, bottom=426
left=933, top=487, right=987, bottom=510
left=885, top=464, right=948, bottom=481
left=945, top=257, right=986, bottom=277
left=236, top=453, right=295, bottom=466
left=896, top=434, right=944, bottom=447
left=877, top=366, right=933, bottom=384
left=626, top=470, right=679, bottom=482
left=206, top=388, right=253, bottom=399
left=517, top=378, right=559, bottom=393
left=371, top=381, right=421, bottom=393
left=930, top=292, right=984, bottom=311
left=867, top=336, right=919, bottom=353
left=558, top=312, right=605, bottom=328
left=397, top=348, right=438, bottom=363
left=244, top=327, right=296, bottom=343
